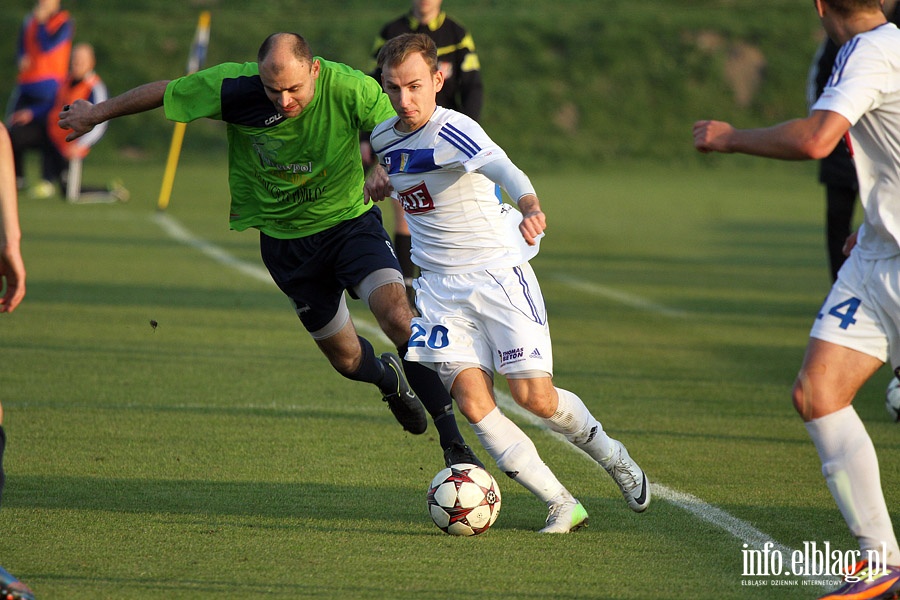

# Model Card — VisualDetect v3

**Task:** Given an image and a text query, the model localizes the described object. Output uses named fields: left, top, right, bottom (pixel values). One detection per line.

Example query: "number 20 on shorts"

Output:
left=410, top=323, right=451, bottom=349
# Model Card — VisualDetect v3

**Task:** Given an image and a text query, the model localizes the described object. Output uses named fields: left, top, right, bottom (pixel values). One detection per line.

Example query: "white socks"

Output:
left=471, top=406, right=565, bottom=504
left=544, top=387, right=615, bottom=465
left=806, top=406, right=900, bottom=564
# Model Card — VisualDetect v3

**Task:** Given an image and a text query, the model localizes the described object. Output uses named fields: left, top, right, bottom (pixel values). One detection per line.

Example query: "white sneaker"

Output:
left=107, top=179, right=130, bottom=202
left=602, top=440, right=650, bottom=512
left=539, top=496, right=589, bottom=533
left=29, top=180, right=56, bottom=199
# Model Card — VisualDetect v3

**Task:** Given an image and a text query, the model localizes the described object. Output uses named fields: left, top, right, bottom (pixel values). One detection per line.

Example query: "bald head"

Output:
left=257, top=33, right=320, bottom=119
left=258, top=33, right=313, bottom=67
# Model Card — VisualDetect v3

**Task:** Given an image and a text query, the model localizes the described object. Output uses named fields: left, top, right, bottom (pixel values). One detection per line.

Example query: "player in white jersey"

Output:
left=694, top=1, right=900, bottom=597
left=368, top=33, right=650, bottom=533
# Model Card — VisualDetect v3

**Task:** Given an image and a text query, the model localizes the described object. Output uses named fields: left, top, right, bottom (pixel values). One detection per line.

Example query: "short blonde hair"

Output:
left=376, top=33, right=438, bottom=73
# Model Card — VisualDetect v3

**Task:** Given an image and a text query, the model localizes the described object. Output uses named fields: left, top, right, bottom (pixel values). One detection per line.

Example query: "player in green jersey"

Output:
left=58, top=32, right=482, bottom=468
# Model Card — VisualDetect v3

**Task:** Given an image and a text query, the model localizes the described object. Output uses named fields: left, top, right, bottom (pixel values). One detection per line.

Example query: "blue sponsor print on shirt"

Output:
left=384, top=148, right=439, bottom=175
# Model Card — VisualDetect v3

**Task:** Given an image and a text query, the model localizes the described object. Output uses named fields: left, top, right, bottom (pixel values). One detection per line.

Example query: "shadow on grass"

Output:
left=25, top=280, right=284, bottom=310
left=10, top=475, right=424, bottom=522
left=33, top=574, right=325, bottom=596
left=3, top=476, right=621, bottom=542
left=30, top=571, right=615, bottom=600
left=6, top=475, right=653, bottom=534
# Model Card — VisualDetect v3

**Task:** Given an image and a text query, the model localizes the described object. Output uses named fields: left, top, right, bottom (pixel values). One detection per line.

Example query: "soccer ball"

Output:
left=426, top=463, right=501, bottom=536
left=886, top=378, right=900, bottom=422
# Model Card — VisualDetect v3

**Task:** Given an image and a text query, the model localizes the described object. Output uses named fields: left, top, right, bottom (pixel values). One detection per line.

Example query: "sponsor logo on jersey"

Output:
left=398, top=181, right=435, bottom=214
left=250, top=133, right=315, bottom=174
left=529, top=348, right=543, bottom=359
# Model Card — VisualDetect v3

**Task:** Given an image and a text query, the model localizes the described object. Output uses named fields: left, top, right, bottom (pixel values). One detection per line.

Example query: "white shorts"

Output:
left=407, top=264, right=554, bottom=377
left=809, top=250, right=900, bottom=367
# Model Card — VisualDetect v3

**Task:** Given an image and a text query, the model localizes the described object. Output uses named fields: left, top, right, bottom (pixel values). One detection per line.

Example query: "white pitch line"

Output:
left=487, top=389, right=803, bottom=558
left=551, top=273, right=689, bottom=318
left=150, top=211, right=829, bottom=588
left=153, top=212, right=272, bottom=285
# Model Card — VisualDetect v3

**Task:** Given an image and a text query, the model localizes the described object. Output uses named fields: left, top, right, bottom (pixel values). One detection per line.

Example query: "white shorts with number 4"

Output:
left=407, top=263, right=554, bottom=377
left=810, top=250, right=900, bottom=367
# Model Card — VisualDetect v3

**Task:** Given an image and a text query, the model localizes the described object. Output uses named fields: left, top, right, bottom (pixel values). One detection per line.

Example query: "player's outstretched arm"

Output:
left=692, top=120, right=736, bottom=154
left=692, top=110, right=850, bottom=160
left=59, top=80, right=170, bottom=142
left=0, top=124, right=25, bottom=314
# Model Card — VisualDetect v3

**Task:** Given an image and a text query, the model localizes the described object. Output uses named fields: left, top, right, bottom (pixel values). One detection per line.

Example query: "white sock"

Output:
left=805, top=406, right=900, bottom=564
left=471, top=406, right=566, bottom=504
left=544, top=387, right=614, bottom=464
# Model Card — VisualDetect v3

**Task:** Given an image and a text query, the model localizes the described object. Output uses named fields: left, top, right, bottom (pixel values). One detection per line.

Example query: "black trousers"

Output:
left=825, top=184, right=857, bottom=282
left=8, top=118, right=66, bottom=184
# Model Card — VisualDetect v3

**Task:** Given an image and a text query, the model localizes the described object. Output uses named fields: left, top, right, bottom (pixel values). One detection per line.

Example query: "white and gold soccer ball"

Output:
left=426, top=463, right=501, bottom=536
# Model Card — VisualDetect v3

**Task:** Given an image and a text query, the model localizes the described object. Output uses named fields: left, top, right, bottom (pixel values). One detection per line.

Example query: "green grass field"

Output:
left=3, top=157, right=898, bottom=599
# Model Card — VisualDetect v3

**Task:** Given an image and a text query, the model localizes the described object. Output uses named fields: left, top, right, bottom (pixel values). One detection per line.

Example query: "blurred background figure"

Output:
left=371, top=0, right=483, bottom=120
left=364, top=0, right=483, bottom=305
left=807, top=37, right=858, bottom=283
left=6, top=0, right=73, bottom=193
left=48, top=43, right=127, bottom=203
left=10, top=43, right=125, bottom=203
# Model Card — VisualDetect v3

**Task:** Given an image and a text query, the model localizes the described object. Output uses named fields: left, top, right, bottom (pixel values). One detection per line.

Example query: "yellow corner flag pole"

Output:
left=157, top=10, right=211, bottom=211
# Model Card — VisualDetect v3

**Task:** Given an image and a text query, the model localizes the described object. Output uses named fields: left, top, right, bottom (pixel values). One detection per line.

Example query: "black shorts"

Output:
left=260, top=206, right=401, bottom=332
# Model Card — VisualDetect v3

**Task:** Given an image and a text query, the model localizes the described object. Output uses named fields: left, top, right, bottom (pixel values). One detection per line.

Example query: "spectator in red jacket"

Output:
left=6, top=0, right=74, bottom=190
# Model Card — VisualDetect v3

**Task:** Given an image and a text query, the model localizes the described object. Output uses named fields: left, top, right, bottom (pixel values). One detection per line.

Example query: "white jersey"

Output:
left=813, top=22, right=900, bottom=259
left=370, top=106, right=540, bottom=274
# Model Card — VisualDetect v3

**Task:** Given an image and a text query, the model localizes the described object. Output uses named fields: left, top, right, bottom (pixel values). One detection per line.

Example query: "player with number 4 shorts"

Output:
left=810, top=250, right=899, bottom=364
left=693, top=1, right=900, bottom=595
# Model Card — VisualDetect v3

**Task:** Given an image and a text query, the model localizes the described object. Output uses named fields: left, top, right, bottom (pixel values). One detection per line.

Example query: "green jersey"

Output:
left=163, top=59, right=396, bottom=238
